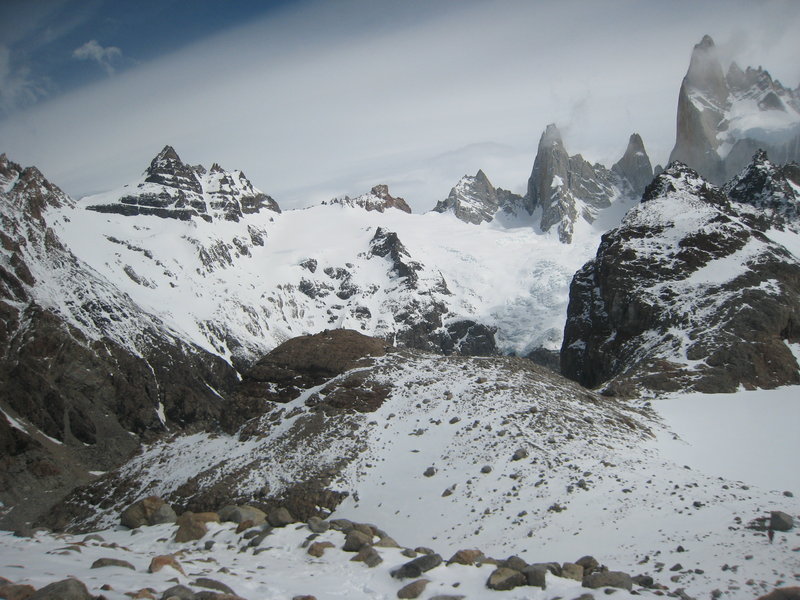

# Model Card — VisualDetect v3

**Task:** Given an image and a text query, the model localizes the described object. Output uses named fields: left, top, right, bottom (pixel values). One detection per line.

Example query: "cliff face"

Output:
left=525, top=124, right=622, bottom=243
left=561, top=156, right=800, bottom=395
left=669, top=35, right=800, bottom=184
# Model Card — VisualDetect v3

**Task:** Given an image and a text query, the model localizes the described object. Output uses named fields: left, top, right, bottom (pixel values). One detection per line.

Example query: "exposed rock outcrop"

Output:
left=86, top=145, right=280, bottom=222
left=432, top=170, right=524, bottom=225
left=324, top=184, right=412, bottom=214
left=0, top=155, right=239, bottom=531
left=612, top=133, right=654, bottom=198
left=669, top=35, right=800, bottom=184
left=525, top=124, right=619, bottom=243
left=561, top=158, right=800, bottom=394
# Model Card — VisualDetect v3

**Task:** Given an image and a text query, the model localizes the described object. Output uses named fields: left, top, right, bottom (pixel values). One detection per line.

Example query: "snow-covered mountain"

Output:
left=0, top=153, right=239, bottom=530
left=52, top=145, right=625, bottom=372
left=670, top=35, right=800, bottom=184
left=562, top=152, right=800, bottom=395
left=433, top=125, right=650, bottom=244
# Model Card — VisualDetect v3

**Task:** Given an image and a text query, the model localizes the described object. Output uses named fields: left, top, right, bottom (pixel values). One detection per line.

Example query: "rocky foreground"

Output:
left=2, top=498, right=797, bottom=600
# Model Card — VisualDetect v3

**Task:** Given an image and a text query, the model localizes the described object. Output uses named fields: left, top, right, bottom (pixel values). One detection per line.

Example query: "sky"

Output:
left=1, top=0, right=799, bottom=212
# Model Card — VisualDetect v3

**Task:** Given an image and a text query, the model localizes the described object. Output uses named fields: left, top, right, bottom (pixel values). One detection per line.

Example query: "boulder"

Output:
left=342, top=530, right=372, bottom=552
left=583, top=570, right=633, bottom=591
left=149, top=554, right=185, bottom=575
left=486, top=567, right=526, bottom=591
left=397, top=579, right=429, bottom=599
left=503, top=555, right=528, bottom=571
left=175, top=512, right=219, bottom=543
left=306, top=517, right=329, bottom=533
left=29, top=579, right=92, bottom=600
left=307, top=541, right=335, bottom=558
left=522, top=565, right=548, bottom=589
left=0, top=583, right=36, bottom=600
left=561, top=562, right=584, bottom=581
left=159, top=585, right=195, bottom=600
left=218, top=505, right=266, bottom=526
left=192, top=580, right=235, bottom=596
left=771, top=511, right=794, bottom=532
left=91, top=557, right=135, bottom=570
left=120, top=496, right=177, bottom=529
left=447, top=549, right=484, bottom=565
left=575, top=555, right=600, bottom=575
left=374, top=536, right=400, bottom=548
left=266, top=507, right=295, bottom=527
left=351, top=546, right=383, bottom=568
left=391, top=554, right=443, bottom=579
left=757, top=588, right=800, bottom=600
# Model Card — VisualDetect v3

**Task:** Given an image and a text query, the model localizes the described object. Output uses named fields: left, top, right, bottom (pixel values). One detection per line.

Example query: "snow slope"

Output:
left=54, top=195, right=621, bottom=364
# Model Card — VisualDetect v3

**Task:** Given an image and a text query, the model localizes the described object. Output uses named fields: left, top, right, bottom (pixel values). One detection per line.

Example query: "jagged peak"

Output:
left=538, top=123, right=564, bottom=149
left=684, top=34, right=727, bottom=98
left=152, top=144, right=181, bottom=165
left=642, top=161, right=727, bottom=207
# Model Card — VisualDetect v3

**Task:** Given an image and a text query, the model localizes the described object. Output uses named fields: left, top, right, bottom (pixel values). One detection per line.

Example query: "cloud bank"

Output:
left=1, top=0, right=798, bottom=211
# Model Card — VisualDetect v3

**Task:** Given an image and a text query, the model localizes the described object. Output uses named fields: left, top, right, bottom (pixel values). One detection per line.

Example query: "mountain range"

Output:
left=1, top=35, right=799, bottom=600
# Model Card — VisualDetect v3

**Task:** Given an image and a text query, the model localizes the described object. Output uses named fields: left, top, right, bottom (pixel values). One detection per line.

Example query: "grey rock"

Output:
left=192, top=578, right=235, bottom=595
left=121, top=496, right=177, bottom=529
left=486, top=567, right=526, bottom=591
left=583, top=570, right=633, bottom=591
left=561, top=562, right=584, bottom=581
left=351, top=545, right=383, bottom=568
left=391, top=553, right=443, bottom=579
left=612, top=133, right=653, bottom=198
left=307, top=516, right=330, bottom=533
left=343, top=530, right=372, bottom=552
left=525, top=124, right=618, bottom=243
left=29, top=579, right=93, bottom=600
left=522, top=565, right=548, bottom=589
left=218, top=505, right=266, bottom=525
left=160, top=585, right=196, bottom=600
left=397, top=579, right=429, bottom=599
left=90, top=557, right=135, bottom=570
left=771, top=510, right=794, bottom=531
left=267, top=507, right=295, bottom=527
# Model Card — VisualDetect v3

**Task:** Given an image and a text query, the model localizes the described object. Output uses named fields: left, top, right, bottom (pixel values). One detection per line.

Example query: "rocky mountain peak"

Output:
left=325, top=185, right=412, bottom=214
left=612, top=133, right=654, bottom=198
left=685, top=35, right=728, bottom=102
left=526, top=123, right=617, bottom=243
left=0, top=154, right=72, bottom=222
left=86, top=147, right=280, bottom=222
left=724, top=150, right=800, bottom=225
left=670, top=36, right=800, bottom=184
left=432, top=169, right=526, bottom=225
left=641, top=161, right=728, bottom=208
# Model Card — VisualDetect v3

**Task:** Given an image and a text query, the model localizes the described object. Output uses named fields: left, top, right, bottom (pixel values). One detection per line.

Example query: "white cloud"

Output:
left=1, top=1, right=799, bottom=212
left=72, top=39, right=122, bottom=75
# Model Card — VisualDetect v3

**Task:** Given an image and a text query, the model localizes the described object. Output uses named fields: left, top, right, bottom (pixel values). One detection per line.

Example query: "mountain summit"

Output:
left=669, top=35, right=800, bottom=183
left=86, top=146, right=280, bottom=222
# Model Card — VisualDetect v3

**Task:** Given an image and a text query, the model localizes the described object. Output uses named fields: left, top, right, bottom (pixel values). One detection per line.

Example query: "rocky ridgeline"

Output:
left=322, top=184, right=412, bottom=214
left=86, top=145, right=280, bottom=222
left=562, top=153, right=800, bottom=395
left=434, top=125, right=652, bottom=244
left=670, top=35, right=800, bottom=184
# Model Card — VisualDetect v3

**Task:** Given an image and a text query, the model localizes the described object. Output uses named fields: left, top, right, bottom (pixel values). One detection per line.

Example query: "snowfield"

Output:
left=1, top=372, right=798, bottom=599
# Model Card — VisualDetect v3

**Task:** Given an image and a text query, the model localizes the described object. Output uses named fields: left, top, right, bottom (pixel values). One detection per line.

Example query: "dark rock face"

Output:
left=562, top=159, right=800, bottom=394
left=0, top=155, right=240, bottom=531
left=236, top=329, right=390, bottom=407
left=669, top=35, right=800, bottom=183
left=724, top=151, right=800, bottom=228
left=525, top=124, right=618, bottom=243
left=324, top=184, right=412, bottom=213
left=433, top=170, right=524, bottom=225
left=87, top=145, right=280, bottom=222
left=612, top=134, right=654, bottom=198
